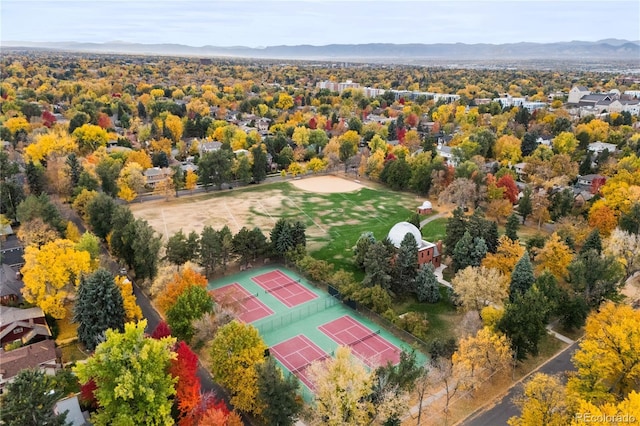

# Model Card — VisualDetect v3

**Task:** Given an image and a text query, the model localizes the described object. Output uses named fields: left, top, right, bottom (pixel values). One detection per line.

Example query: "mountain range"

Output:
left=4, top=39, right=639, bottom=62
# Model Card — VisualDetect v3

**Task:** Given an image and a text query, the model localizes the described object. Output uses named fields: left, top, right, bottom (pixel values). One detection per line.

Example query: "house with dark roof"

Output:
left=0, top=339, right=60, bottom=390
left=0, top=306, right=52, bottom=347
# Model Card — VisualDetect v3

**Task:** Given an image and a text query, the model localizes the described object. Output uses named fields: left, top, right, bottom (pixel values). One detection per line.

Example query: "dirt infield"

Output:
left=289, top=175, right=363, bottom=193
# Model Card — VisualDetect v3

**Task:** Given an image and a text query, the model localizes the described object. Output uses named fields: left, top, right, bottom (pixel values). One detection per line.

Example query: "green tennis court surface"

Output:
left=208, top=265, right=424, bottom=396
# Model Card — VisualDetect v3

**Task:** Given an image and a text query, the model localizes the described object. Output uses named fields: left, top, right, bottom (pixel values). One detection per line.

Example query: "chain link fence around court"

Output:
left=253, top=295, right=341, bottom=335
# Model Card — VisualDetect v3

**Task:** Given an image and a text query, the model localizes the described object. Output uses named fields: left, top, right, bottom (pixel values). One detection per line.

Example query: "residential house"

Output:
left=256, top=118, right=271, bottom=133
left=587, top=141, right=617, bottom=155
left=199, top=141, right=222, bottom=155
left=0, top=306, right=52, bottom=347
left=0, top=339, right=60, bottom=391
left=578, top=93, right=616, bottom=109
left=514, top=162, right=528, bottom=180
left=436, top=142, right=456, bottom=166
left=0, top=264, right=23, bottom=305
left=575, top=174, right=607, bottom=194
left=144, top=167, right=172, bottom=188
left=387, top=222, right=442, bottom=268
left=54, top=395, right=90, bottom=426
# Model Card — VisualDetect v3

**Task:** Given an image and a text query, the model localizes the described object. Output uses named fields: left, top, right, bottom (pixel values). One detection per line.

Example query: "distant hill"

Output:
left=4, top=40, right=639, bottom=61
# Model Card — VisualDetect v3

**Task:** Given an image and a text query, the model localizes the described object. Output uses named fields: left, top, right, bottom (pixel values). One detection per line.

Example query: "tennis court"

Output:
left=252, top=270, right=317, bottom=308
left=270, top=334, right=330, bottom=390
left=208, top=265, right=422, bottom=398
left=319, top=315, right=401, bottom=368
left=210, top=283, right=273, bottom=323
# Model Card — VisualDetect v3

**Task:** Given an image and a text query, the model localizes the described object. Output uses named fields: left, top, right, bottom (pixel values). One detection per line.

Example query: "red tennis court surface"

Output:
left=319, top=315, right=401, bottom=368
left=252, top=270, right=317, bottom=308
left=270, top=334, right=329, bottom=390
left=210, top=283, right=273, bottom=323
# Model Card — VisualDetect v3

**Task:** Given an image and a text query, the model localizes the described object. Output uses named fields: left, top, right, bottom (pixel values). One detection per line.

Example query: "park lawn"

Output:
left=420, top=217, right=447, bottom=242
left=397, top=287, right=460, bottom=344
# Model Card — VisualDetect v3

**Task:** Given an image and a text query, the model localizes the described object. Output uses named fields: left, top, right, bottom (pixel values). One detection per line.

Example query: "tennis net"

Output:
left=254, top=295, right=340, bottom=335
left=347, top=329, right=380, bottom=347
left=265, top=280, right=298, bottom=294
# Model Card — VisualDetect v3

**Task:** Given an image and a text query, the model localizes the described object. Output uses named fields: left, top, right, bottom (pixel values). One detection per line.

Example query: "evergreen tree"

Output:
left=580, top=228, right=602, bottom=255
left=619, top=203, right=640, bottom=235
left=567, top=249, right=623, bottom=308
left=0, top=369, right=69, bottom=426
left=199, top=226, right=221, bottom=276
left=505, top=213, right=520, bottom=241
left=452, top=231, right=487, bottom=272
left=86, top=192, right=118, bottom=240
left=256, top=357, right=303, bottom=426
left=25, top=161, right=46, bottom=196
left=131, top=219, right=161, bottom=281
left=579, top=151, right=593, bottom=175
left=109, top=205, right=136, bottom=267
left=271, top=218, right=293, bottom=257
left=66, top=153, right=82, bottom=188
left=509, top=252, right=535, bottom=302
left=354, top=232, right=376, bottom=270
left=74, top=269, right=125, bottom=351
left=498, top=286, right=550, bottom=360
left=444, top=207, right=467, bottom=255
left=393, top=232, right=419, bottom=295
left=485, top=221, right=499, bottom=254
left=518, top=186, right=533, bottom=224
left=291, top=221, right=307, bottom=249
left=363, top=240, right=394, bottom=290
left=414, top=263, right=440, bottom=303
left=251, top=145, right=268, bottom=183
left=520, top=132, right=538, bottom=157
left=165, top=229, right=196, bottom=267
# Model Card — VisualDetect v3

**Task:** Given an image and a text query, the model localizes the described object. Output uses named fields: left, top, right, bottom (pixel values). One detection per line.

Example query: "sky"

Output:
left=2, top=0, right=639, bottom=47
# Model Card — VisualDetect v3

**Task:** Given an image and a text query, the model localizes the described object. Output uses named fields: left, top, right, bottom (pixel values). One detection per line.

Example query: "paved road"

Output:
left=461, top=341, right=579, bottom=426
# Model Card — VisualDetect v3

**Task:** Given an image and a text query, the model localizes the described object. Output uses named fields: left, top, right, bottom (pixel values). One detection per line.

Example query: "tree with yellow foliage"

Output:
left=567, top=302, right=640, bottom=405
left=482, top=235, right=526, bottom=278
left=114, top=275, right=143, bottom=322
left=209, top=321, right=267, bottom=414
left=306, top=157, right=327, bottom=174
left=275, top=93, right=294, bottom=110
left=25, top=128, right=77, bottom=163
left=508, top=373, right=572, bottom=426
left=534, top=232, right=573, bottom=279
left=65, top=221, right=81, bottom=242
left=494, top=135, right=522, bottom=166
left=453, top=327, right=512, bottom=385
left=588, top=201, right=618, bottom=237
left=117, top=162, right=145, bottom=202
left=3, top=116, right=30, bottom=138
left=575, top=119, right=610, bottom=143
left=21, top=239, right=93, bottom=319
left=155, top=267, right=208, bottom=314
left=287, top=162, right=304, bottom=178
left=125, top=150, right=152, bottom=170
left=307, top=346, right=374, bottom=425
left=185, top=170, right=198, bottom=192
left=570, top=392, right=640, bottom=426
left=164, top=113, right=183, bottom=143
left=17, top=218, right=59, bottom=248
left=291, top=126, right=310, bottom=148
left=452, top=266, right=509, bottom=312
left=366, top=149, right=386, bottom=180
left=552, top=132, right=578, bottom=155
left=72, top=124, right=109, bottom=153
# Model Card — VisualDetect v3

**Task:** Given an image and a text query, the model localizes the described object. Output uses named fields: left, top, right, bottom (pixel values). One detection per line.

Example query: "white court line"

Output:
left=223, top=200, right=241, bottom=232
left=286, top=196, right=326, bottom=233
left=160, top=209, right=169, bottom=239
left=256, top=199, right=276, bottom=224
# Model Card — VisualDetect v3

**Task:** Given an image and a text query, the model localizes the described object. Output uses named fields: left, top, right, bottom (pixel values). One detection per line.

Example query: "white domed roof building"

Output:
left=417, top=201, right=433, bottom=214
left=387, top=222, right=442, bottom=267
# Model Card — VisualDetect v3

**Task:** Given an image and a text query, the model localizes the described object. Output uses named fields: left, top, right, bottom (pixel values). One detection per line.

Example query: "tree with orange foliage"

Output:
left=496, top=174, right=519, bottom=204
left=155, top=267, right=207, bottom=314
left=588, top=201, right=618, bottom=237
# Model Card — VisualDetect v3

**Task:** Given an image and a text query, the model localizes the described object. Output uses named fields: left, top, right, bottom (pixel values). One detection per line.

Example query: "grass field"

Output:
left=131, top=178, right=435, bottom=276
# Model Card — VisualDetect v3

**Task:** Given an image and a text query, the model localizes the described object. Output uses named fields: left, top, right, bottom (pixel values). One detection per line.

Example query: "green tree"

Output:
left=66, top=153, right=82, bottom=188
left=109, top=205, right=136, bottom=266
left=505, top=213, right=520, bottom=241
left=518, top=187, right=533, bottom=224
left=256, top=357, right=303, bottom=426
left=363, top=240, right=394, bottom=290
left=199, top=225, right=221, bottom=276
left=509, top=253, right=535, bottom=302
left=87, top=192, right=117, bottom=240
left=25, top=161, right=46, bottom=196
left=130, top=219, right=161, bottom=281
left=95, top=156, right=122, bottom=198
left=209, top=321, right=267, bottom=414
left=499, top=286, right=550, bottom=360
left=444, top=207, right=467, bottom=255
left=198, top=149, right=233, bottom=190
left=381, top=158, right=412, bottom=191
left=393, top=232, right=419, bottom=294
left=166, top=285, right=214, bottom=343
left=73, top=269, right=125, bottom=351
left=619, top=203, right=640, bottom=235
left=165, top=229, right=197, bottom=267
left=16, top=193, right=65, bottom=233
left=271, top=218, right=295, bottom=257
left=354, top=232, right=376, bottom=270
left=0, top=369, right=70, bottom=426
left=414, top=263, right=440, bottom=303
left=580, top=228, right=602, bottom=255
left=452, top=231, right=487, bottom=272
left=74, top=321, right=177, bottom=426
left=567, top=249, right=623, bottom=308
left=251, top=144, right=268, bottom=183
